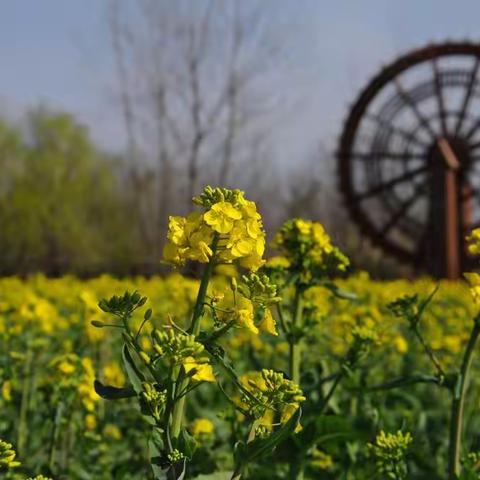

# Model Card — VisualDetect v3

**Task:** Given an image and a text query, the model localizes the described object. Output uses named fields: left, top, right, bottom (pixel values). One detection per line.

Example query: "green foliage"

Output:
left=0, top=109, right=134, bottom=275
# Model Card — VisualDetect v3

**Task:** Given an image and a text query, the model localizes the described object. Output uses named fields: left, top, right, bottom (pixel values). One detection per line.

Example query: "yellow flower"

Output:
left=80, top=290, right=99, bottom=311
left=163, top=242, right=184, bottom=266
left=103, top=424, right=122, bottom=440
left=280, top=403, right=303, bottom=433
left=2, top=380, right=12, bottom=402
left=464, top=272, right=480, bottom=304
left=236, top=298, right=259, bottom=334
left=294, top=219, right=311, bottom=235
left=79, top=357, right=99, bottom=412
left=182, top=357, right=216, bottom=382
left=467, top=228, right=480, bottom=255
left=238, top=254, right=263, bottom=272
left=85, top=414, right=97, bottom=430
left=57, top=360, right=76, bottom=375
left=266, top=256, right=291, bottom=269
left=204, top=202, right=242, bottom=234
left=102, top=362, right=126, bottom=387
left=188, top=240, right=213, bottom=263
left=167, top=216, right=187, bottom=245
left=163, top=213, right=214, bottom=266
left=259, top=309, right=278, bottom=336
left=311, top=223, right=332, bottom=251
left=311, top=449, right=333, bottom=470
left=229, top=229, right=256, bottom=257
left=393, top=335, right=408, bottom=354
left=189, top=418, right=214, bottom=436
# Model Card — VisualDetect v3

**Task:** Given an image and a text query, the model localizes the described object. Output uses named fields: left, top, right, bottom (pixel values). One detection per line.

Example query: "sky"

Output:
left=1, top=0, right=480, bottom=169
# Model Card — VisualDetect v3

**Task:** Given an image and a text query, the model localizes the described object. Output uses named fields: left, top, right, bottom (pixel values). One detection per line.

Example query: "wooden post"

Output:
left=437, top=138, right=461, bottom=279
left=445, top=170, right=460, bottom=279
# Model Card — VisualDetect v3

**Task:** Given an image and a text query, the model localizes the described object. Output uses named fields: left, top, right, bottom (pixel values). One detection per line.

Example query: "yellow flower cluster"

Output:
left=163, top=187, right=265, bottom=271
left=49, top=354, right=99, bottom=412
left=467, top=228, right=480, bottom=256
left=141, top=382, right=167, bottom=421
left=462, top=229, right=480, bottom=305
left=151, top=329, right=215, bottom=382
left=214, top=273, right=279, bottom=336
left=271, top=218, right=349, bottom=282
left=464, top=272, right=480, bottom=305
left=189, top=417, right=215, bottom=437
left=368, top=430, right=412, bottom=460
left=0, top=439, right=20, bottom=469
left=239, top=369, right=305, bottom=427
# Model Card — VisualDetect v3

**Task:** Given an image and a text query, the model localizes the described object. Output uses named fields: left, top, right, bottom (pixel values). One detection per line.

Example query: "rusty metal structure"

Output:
left=338, top=42, right=480, bottom=278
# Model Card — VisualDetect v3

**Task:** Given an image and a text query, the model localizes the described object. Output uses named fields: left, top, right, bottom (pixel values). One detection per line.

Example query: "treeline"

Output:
left=0, top=110, right=140, bottom=276
left=0, top=109, right=304, bottom=276
left=0, top=108, right=405, bottom=277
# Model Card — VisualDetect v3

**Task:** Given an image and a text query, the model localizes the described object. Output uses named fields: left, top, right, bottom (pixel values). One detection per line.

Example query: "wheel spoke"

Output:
left=455, top=58, right=480, bottom=135
left=432, top=59, right=448, bottom=136
left=468, top=140, right=480, bottom=151
left=394, top=78, right=437, bottom=139
left=379, top=183, right=427, bottom=236
left=351, top=151, right=427, bottom=161
left=464, top=117, right=480, bottom=140
left=354, top=165, right=428, bottom=201
left=366, top=114, right=430, bottom=148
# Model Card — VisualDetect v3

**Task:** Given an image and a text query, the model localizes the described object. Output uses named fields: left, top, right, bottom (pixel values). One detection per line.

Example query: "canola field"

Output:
left=2, top=186, right=480, bottom=480
left=1, top=273, right=478, bottom=480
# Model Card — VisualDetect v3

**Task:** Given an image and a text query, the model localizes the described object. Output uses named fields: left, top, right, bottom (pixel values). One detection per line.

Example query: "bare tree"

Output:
left=108, top=0, right=281, bottom=262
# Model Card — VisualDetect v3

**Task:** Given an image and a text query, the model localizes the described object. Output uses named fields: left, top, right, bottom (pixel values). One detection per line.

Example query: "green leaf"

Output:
left=167, top=459, right=186, bottom=480
left=366, top=374, right=440, bottom=391
left=149, top=429, right=164, bottom=455
left=207, top=347, right=261, bottom=408
left=323, top=282, right=358, bottom=300
left=418, top=285, right=439, bottom=318
left=122, top=343, right=145, bottom=394
left=94, top=379, right=136, bottom=400
left=179, top=428, right=197, bottom=459
left=149, top=430, right=165, bottom=479
left=313, top=415, right=356, bottom=445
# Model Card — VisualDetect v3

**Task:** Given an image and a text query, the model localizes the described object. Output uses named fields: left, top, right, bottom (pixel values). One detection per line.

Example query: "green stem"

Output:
left=276, top=303, right=287, bottom=334
left=413, top=326, right=445, bottom=376
left=170, top=371, right=187, bottom=441
left=319, top=371, right=344, bottom=415
left=189, top=235, right=219, bottom=336
left=48, top=401, right=64, bottom=472
left=448, top=317, right=480, bottom=479
left=287, top=290, right=304, bottom=480
left=17, top=343, right=32, bottom=455
left=171, top=236, right=219, bottom=441
left=289, top=289, right=303, bottom=385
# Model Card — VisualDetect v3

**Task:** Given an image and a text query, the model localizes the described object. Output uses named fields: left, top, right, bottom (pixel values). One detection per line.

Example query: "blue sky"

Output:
left=1, top=0, right=480, bottom=166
